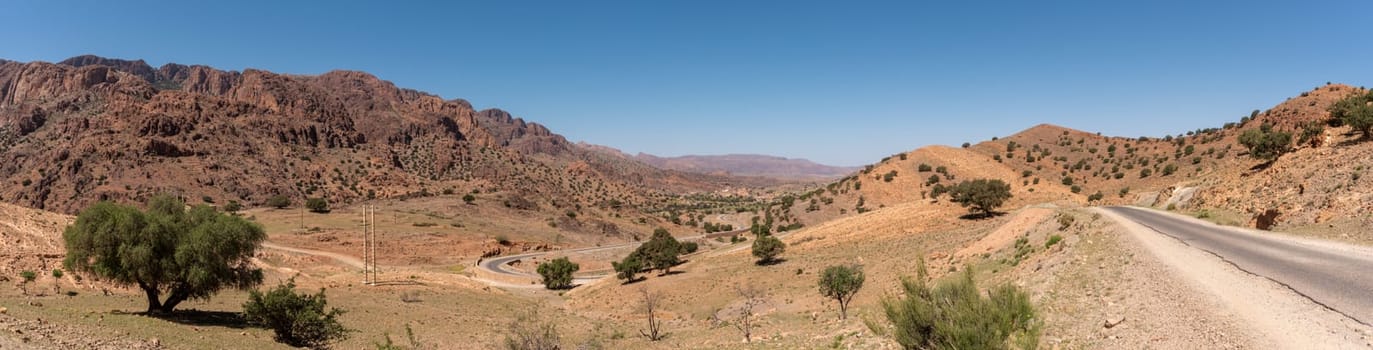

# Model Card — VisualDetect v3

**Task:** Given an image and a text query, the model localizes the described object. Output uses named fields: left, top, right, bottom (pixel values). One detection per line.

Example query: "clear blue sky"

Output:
left=3, top=1, right=1371, bottom=166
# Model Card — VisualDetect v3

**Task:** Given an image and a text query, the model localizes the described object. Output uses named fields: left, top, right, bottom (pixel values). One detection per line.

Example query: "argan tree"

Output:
left=1238, top=124, right=1292, bottom=161
left=751, top=235, right=786, bottom=265
left=305, top=197, right=330, bottom=213
left=1330, top=90, right=1373, bottom=139
left=635, top=228, right=683, bottom=275
left=536, top=257, right=579, bottom=290
left=612, top=255, right=644, bottom=284
left=63, top=195, right=265, bottom=314
left=19, top=270, right=36, bottom=295
left=819, top=265, right=865, bottom=320
left=948, top=179, right=1013, bottom=218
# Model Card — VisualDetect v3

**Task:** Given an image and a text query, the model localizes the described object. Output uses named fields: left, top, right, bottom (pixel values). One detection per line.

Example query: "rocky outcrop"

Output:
left=0, top=55, right=751, bottom=213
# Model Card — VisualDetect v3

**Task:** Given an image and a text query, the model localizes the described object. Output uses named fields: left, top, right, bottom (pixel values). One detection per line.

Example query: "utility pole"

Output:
left=361, top=205, right=378, bottom=285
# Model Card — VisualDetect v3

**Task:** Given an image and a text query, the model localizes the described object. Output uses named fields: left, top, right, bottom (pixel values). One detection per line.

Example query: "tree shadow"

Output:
left=658, top=270, right=685, bottom=277
left=619, top=276, right=646, bottom=286
left=1333, top=137, right=1370, bottom=148
left=1247, top=160, right=1276, bottom=172
left=958, top=211, right=1006, bottom=220
left=755, top=258, right=787, bottom=266
left=368, top=280, right=423, bottom=287
left=139, top=309, right=252, bottom=329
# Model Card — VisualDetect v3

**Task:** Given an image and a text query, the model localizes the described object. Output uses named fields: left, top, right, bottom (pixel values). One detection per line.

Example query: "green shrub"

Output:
left=223, top=200, right=243, bottom=213
left=751, top=235, right=786, bottom=265
left=19, top=270, right=36, bottom=283
left=462, top=194, right=476, bottom=204
left=1087, top=191, right=1104, bottom=202
left=918, top=163, right=933, bottom=172
left=536, top=257, right=579, bottom=290
left=267, top=195, right=291, bottom=209
left=503, top=311, right=561, bottom=350
left=305, top=198, right=330, bottom=213
left=243, top=279, right=350, bottom=349
left=1045, top=235, right=1063, bottom=248
left=1238, top=124, right=1292, bottom=161
left=1330, top=91, right=1373, bottom=139
left=1057, top=215, right=1075, bottom=231
left=873, top=262, right=1040, bottom=350
left=612, top=255, right=644, bottom=283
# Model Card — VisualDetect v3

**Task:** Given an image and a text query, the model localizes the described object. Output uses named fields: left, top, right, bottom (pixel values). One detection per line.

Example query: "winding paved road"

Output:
left=1103, top=206, right=1373, bottom=326
left=478, top=229, right=750, bottom=285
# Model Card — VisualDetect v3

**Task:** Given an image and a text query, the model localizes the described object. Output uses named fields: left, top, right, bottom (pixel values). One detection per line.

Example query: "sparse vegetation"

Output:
left=872, top=262, right=1040, bottom=350
left=462, top=194, right=476, bottom=204
left=63, top=195, right=265, bottom=313
left=718, top=284, right=766, bottom=343
left=639, top=286, right=666, bottom=341
left=536, top=257, right=579, bottom=290
left=819, top=265, right=865, bottom=320
left=503, top=311, right=562, bottom=350
left=243, top=279, right=350, bottom=349
left=1045, top=234, right=1063, bottom=248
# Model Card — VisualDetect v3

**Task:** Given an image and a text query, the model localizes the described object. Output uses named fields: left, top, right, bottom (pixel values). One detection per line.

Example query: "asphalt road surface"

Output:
left=1103, top=206, right=1373, bottom=326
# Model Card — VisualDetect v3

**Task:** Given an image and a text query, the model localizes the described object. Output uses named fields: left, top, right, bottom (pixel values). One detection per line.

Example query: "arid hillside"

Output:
left=752, top=84, right=1370, bottom=237
left=0, top=56, right=767, bottom=214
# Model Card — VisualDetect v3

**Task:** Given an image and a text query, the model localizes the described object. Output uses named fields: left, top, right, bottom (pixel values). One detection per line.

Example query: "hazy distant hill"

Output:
left=633, top=153, right=858, bottom=180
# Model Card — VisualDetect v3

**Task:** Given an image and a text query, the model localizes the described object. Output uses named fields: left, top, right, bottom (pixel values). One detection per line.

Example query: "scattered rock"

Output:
left=1104, top=316, right=1126, bottom=329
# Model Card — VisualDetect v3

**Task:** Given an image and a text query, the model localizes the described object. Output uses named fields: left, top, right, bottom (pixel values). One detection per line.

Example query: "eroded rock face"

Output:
left=0, top=55, right=750, bottom=213
left=0, top=57, right=512, bottom=212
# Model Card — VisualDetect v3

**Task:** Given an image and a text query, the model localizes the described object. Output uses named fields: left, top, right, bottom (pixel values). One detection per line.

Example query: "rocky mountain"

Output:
left=0, top=55, right=763, bottom=213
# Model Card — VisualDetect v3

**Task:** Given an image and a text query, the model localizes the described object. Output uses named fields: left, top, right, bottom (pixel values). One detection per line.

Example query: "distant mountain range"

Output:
left=577, top=143, right=857, bottom=180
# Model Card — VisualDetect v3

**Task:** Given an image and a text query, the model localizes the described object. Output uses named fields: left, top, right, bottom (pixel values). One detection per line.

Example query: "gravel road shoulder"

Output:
left=1094, top=208, right=1372, bottom=349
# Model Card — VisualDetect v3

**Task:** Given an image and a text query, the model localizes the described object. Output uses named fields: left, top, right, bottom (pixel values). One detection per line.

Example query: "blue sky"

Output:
left=3, top=1, right=1371, bottom=166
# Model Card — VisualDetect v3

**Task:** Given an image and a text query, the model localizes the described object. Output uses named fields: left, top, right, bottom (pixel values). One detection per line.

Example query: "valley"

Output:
left=1, top=55, right=1372, bottom=350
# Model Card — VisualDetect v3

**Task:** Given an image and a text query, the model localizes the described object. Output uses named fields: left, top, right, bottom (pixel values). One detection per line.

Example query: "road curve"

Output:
left=261, top=241, right=365, bottom=269
left=1102, top=206, right=1373, bottom=326
left=479, top=229, right=749, bottom=286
